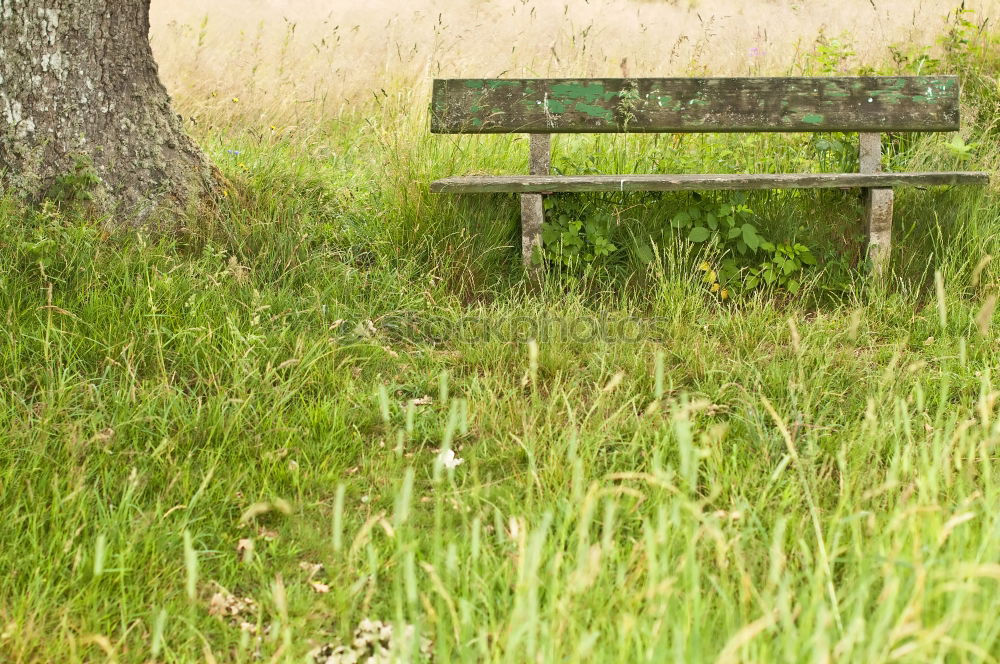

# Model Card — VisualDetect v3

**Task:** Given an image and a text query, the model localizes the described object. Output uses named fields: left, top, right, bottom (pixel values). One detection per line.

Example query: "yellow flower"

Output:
left=720, top=288, right=730, bottom=300
left=232, top=97, right=240, bottom=103
left=698, top=261, right=711, bottom=271
left=710, top=282, right=721, bottom=293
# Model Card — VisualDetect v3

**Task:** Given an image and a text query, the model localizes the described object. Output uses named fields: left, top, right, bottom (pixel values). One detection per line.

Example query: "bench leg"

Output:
left=521, top=193, right=544, bottom=272
left=865, top=188, right=893, bottom=276
left=522, top=133, right=551, bottom=276
left=859, top=133, right=892, bottom=276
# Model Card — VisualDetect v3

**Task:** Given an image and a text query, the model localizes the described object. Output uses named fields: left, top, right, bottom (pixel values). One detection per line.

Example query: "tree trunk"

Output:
left=0, top=0, right=215, bottom=222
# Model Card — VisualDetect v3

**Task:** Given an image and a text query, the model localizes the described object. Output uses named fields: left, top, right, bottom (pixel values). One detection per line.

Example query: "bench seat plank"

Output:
left=430, top=171, right=988, bottom=194
left=431, top=77, right=960, bottom=134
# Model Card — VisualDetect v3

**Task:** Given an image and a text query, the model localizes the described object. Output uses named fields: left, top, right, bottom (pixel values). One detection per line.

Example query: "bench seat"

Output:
left=431, top=171, right=989, bottom=194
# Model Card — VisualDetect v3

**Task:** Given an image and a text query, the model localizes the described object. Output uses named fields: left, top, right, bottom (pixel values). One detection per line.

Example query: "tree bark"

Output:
left=0, top=0, right=215, bottom=222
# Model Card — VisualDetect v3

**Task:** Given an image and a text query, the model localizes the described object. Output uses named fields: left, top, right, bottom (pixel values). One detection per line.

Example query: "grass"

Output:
left=3, top=6, right=1000, bottom=663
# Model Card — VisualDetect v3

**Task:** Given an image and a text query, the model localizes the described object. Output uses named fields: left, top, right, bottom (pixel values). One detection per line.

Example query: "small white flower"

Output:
left=437, top=449, right=464, bottom=470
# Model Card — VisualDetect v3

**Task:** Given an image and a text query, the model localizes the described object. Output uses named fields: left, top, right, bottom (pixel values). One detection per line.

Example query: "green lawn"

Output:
left=3, top=33, right=1000, bottom=664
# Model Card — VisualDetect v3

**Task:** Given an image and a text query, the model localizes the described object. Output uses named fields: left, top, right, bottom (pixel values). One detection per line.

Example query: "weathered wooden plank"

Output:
left=859, top=132, right=893, bottom=274
left=521, top=134, right=550, bottom=274
left=431, top=77, right=960, bottom=134
left=430, top=171, right=988, bottom=193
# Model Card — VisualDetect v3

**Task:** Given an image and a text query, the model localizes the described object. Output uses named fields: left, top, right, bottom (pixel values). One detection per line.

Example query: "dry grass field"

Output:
left=151, top=0, right=1000, bottom=123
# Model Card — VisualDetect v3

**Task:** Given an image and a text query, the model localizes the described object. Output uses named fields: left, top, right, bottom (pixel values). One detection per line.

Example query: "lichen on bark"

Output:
left=0, top=0, right=217, bottom=222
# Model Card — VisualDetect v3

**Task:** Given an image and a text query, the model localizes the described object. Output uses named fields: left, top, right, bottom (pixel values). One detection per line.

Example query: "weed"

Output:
left=45, top=155, right=101, bottom=207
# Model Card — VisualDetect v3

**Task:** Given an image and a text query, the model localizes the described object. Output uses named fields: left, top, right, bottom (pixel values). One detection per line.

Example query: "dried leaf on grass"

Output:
left=310, top=619, right=432, bottom=664
left=207, top=586, right=259, bottom=634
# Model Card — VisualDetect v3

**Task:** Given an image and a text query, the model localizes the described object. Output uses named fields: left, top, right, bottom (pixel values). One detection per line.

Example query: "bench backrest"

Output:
left=431, top=76, right=959, bottom=134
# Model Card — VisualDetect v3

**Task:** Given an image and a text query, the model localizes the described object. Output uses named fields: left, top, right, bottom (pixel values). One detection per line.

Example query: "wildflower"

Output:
left=232, top=97, right=240, bottom=103
left=226, top=150, right=241, bottom=155
left=437, top=449, right=464, bottom=469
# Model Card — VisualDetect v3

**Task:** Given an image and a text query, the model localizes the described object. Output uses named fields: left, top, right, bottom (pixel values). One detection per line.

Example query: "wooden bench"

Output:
left=429, top=76, right=989, bottom=275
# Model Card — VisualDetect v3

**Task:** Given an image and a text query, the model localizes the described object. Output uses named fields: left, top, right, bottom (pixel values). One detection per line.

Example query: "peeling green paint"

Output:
left=550, top=81, right=617, bottom=104
left=801, top=113, right=824, bottom=124
left=868, top=89, right=907, bottom=104
left=544, top=99, right=567, bottom=114
left=823, top=82, right=851, bottom=98
left=867, top=79, right=909, bottom=104
left=573, top=102, right=614, bottom=122
left=517, top=97, right=538, bottom=112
